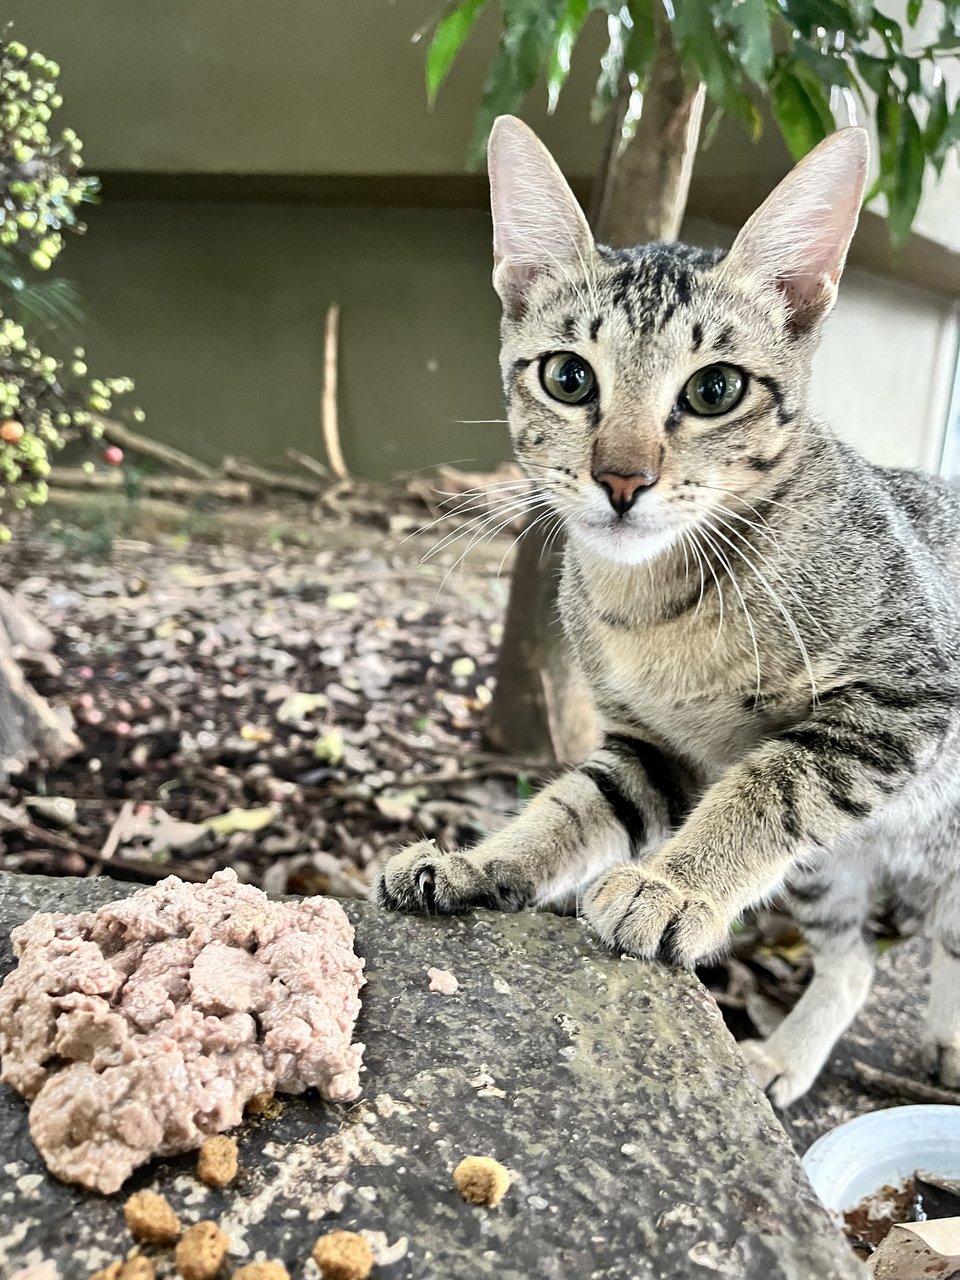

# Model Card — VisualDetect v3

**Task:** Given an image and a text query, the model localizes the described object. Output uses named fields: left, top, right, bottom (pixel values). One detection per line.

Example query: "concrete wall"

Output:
left=3, top=0, right=787, bottom=182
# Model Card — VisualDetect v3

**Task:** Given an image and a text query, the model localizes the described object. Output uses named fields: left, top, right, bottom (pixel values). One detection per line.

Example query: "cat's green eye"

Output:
left=540, top=352, right=597, bottom=405
left=682, top=364, right=746, bottom=417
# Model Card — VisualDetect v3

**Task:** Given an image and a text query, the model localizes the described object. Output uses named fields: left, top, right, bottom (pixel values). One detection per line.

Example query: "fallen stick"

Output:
left=853, top=1058, right=960, bottom=1105
left=222, top=455, right=323, bottom=498
left=95, top=417, right=216, bottom=480
left=285, top=447, right=329, bottom=480
left=322, top=302, right=349, bottom=482
left=48, top=468, right=251, bottom=501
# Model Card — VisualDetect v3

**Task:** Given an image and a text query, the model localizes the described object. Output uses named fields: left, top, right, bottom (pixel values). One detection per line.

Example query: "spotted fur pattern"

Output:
left=377, top=118, right=960, bottom=1105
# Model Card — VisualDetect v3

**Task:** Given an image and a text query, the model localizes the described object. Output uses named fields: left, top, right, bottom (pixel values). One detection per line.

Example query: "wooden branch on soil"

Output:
left=285, top=447, right=329, bottom=480
left=222, top=455, right=323, bottom=498
left=48, top=468, right=251, bottom=501
left=853, top=1058, right=960, bottom=1105
left=95, top=417, right=216, bottom=480
left=322, top=302, right=349, bottom=482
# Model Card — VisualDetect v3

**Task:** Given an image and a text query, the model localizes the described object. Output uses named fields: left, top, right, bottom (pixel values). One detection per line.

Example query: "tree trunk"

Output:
left=485, top=28, right=704, bottom=764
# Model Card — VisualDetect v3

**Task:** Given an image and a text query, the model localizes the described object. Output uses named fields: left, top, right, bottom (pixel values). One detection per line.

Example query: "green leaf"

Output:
left=793, top=43, right=853, bottom=88
left=718, top=0, right=773, bottom=86
left=426, top=0, right=490, bottom=105
left=700, top=105, right=724, bottom=150
left=516, top=772, right=535, bottom=801
left=855, top=52, right=890, bottom=96
left=875, top=91, right=902, bottom=192
left=593, top=11, right=628, bottom=123
left=466, top=0, right=568, bottom=167
left=671, top=0, right=760, bottom=137
left=205, top=805, right=278, bottom=835
left=770, top=60, right=835, bottom=161
left=907, top=0, right=922, bottom=23
left=887, top=99, right=925, bottom=249
left=546, top=0, right=588, bottom=112
left=935, top=101, right=960, bottom=173
left=898, top=54, right=921, bottom=98
left=780, top=0, right=862, bottom=38
left=871, top=11, right=904, bottom=54
left=624, top=0, right=657, bottom=88
left=925, top=78, right=949, bottom=173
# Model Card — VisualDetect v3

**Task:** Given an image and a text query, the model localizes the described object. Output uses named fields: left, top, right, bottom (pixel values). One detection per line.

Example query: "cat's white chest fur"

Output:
left=588, top=622, right=778, bottom=773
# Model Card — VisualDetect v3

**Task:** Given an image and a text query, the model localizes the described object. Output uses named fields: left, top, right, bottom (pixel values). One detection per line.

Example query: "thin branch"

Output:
left=322, top=302, right=349, bottom=482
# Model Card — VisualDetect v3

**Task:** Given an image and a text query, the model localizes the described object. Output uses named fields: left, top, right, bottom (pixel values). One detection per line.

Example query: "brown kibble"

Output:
left=245, top=1090, right=275, bottom=1115
left=124, top=1190, right=181, bottom=1244
left=196, top=1134, right=238, bottom=1188
left=232, top=1264, right=290, bottom=1280
left=119, top=1262, right=155, bottom=1280
left=174, top=1220, right=229, bottom=1280
left=90, top=1262, right=155, bottom=1280
left=453, top=1155, right=511, bottom=1207
left=311, top=1230, right=374, bottom=1280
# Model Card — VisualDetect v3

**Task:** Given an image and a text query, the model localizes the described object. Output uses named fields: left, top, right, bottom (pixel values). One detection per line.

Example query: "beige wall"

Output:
left=5, top=0, right=787, bottom=182
left=67, top=201, right=509, bottom=479
left=65, top=201, right=957, bottom=481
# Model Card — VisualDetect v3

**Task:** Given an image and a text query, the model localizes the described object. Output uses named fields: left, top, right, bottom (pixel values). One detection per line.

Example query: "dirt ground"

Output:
left=0, top=504, right=527, bottom=896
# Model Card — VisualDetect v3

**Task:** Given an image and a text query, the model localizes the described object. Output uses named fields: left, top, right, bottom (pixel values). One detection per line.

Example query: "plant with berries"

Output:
left=0, top=30, right=142, bottom=542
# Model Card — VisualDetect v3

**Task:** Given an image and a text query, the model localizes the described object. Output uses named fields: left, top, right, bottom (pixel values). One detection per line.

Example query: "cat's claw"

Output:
left=583, top=864, right=728, bottom=967
left=416, top=866, right=436, bottom=910
left=376, top=841, right=531, bottom=915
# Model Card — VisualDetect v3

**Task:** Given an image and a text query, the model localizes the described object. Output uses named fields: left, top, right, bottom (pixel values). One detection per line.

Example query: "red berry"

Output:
left=1, top=420, right=24, bottom=444
left=104, top=446, right=124, bottom=465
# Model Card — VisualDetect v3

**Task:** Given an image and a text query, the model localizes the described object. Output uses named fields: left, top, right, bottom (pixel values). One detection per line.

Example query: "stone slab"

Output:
left=0, top=873, right=863, bottom=1279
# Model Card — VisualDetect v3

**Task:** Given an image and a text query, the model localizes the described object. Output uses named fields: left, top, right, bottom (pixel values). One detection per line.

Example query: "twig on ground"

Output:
left=853, top=1058, right=960, bottom=1105
left=98, top=799, right=136, bottom=865
left=221, top=456, right=323, bottom=498
left=95, top=417, right=217, bottom=480
left=49, top=468, right=250, bottom=501
left=285, top=447, right=329, bottom=481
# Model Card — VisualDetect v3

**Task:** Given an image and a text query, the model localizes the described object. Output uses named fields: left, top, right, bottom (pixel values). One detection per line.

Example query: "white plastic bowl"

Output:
left=802, top=1104, right=960, bottom=1219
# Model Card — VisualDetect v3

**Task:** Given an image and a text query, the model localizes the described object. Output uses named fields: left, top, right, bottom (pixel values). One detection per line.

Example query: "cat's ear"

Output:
left=722, top=128, right=869, bottom=331
left=487, top=115, right=594, bottom=313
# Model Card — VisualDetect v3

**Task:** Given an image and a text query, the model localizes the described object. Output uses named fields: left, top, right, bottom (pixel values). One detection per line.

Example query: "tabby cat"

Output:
left=377, top=116, right=960, bottom=1107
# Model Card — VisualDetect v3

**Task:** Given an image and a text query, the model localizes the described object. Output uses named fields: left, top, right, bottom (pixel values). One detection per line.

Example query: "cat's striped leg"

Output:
left=583, top=681, right=954, bottom=968
left=740, top=862, right=874, bottom=1107
left=376, top=734, right=690, bottom=914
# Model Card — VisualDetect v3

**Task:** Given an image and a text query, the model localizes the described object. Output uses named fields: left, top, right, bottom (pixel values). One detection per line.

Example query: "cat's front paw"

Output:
left=375, top=842, right=531, bottom=915
left=582, top=864, right=728, bottom=967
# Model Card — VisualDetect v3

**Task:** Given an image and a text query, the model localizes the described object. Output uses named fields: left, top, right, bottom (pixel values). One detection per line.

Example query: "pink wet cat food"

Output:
left=0, top=868, right=365, bottom=1193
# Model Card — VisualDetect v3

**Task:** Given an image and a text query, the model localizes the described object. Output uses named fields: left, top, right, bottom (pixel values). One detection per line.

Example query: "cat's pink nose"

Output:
left=593, top=470, right=659, bottom=515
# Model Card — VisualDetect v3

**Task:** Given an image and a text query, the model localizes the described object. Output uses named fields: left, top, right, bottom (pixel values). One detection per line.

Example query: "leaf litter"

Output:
left=0, top=515, right=529, bottom=898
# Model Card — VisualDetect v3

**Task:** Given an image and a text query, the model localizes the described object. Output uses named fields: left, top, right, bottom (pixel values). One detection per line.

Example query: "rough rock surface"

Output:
left=0, top=869, right=363, bottom=1193
left=0, top=873, right=864, bottom=1279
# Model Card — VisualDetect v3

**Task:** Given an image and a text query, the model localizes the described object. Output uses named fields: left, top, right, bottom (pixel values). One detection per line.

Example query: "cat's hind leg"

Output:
left=740, top=860, right=874, bottom=1107
left=923, top=942, right=960, bottom=1087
